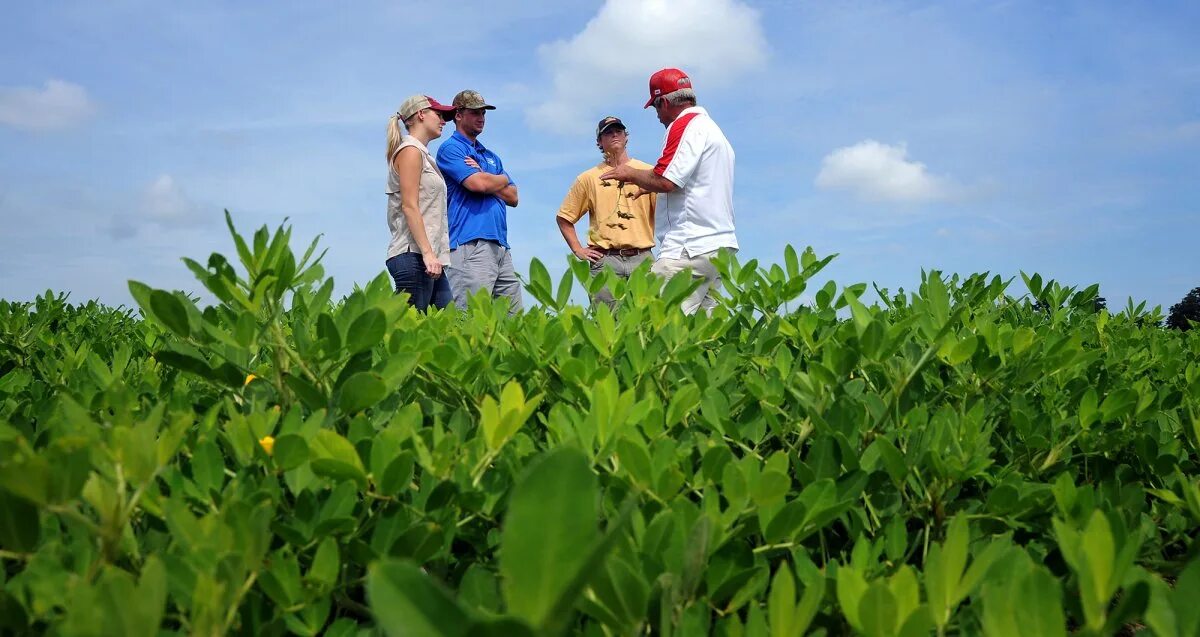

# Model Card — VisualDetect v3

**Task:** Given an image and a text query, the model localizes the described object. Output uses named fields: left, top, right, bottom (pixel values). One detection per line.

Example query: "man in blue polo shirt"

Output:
left=436, top=89, right=522, bottom=314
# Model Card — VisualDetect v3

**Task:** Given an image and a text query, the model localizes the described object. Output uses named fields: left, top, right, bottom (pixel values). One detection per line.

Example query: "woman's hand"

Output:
left=422, top=251, right=443, bottom=278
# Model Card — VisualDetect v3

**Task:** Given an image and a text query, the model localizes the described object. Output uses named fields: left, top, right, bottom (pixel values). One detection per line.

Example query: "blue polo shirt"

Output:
left=436, top=131, right=513, bottom=249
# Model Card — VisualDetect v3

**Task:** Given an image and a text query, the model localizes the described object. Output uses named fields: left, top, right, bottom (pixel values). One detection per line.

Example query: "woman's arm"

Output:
left=394, top=148, right=443, bottom=278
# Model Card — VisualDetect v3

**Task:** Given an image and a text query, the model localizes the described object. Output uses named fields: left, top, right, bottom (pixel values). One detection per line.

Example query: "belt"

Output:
left=593, top=246, right=651, bottom=257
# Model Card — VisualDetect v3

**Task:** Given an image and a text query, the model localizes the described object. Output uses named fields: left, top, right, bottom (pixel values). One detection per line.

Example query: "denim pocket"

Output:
left=386, top=253, right=424, bottom=294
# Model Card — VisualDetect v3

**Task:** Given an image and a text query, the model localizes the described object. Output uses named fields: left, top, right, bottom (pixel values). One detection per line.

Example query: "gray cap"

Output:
left=452, top=90, right=496, bottom=110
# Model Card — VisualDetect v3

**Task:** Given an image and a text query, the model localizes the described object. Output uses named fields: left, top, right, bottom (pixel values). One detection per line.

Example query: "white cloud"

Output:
left=142, top=175, right=200, bottom=222
left=109, top=175, right=207, bottom=239
left=527, top=0, right=768, bottom=135
left=815, top=140, right=953, bottom=203
left=0, top=80, right=95, bottom=131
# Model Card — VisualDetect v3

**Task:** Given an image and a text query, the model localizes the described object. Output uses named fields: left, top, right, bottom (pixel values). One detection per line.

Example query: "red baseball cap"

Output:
left=644, top=68, right=692, bottom=108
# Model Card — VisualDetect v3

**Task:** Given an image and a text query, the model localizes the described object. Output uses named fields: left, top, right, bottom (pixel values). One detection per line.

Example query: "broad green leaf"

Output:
left=859, top=582, right=898, bottom=637
left=956, top=540, right=1008, bottom=605
left=1079, top=388, right=1099, bottom=428
left=946, top=335, right=978, bottom=365
left=190, top=439, right=225, bottom=494
left=1173, top=557, right=1200, bottom=637
left=1012, top=326, right=1036, bottom=355
left=784, top=244, right=800, bottom=278
left=1021, top=567, right=1067, bottom=637
left=497, top=381, right=541, bottom=444
left=149, top=289, right=191, bottom=337
left=307, top=538, right=340, bottom=589
left=753, top=470, right=791, bottom=507
left=837, top=565, right=868, bottom=633
left=767, top=562, right=822, bottom=637
left=1099, top=388, right=1138, bottom=422
left=500, top=447, right=599, bottom=629
left=346, top=308, right=387, bottom=354
left=617, top=437, right=653, bottom=488
left=133, top=556, right=169, bottom=635
left=378, top=453, right=415, bottom=497
left=272, top=434, right=309, bottom=471
left=768, top=564, right=796, bottom=637
left=367, top=559, right=471, bottom=637
left=339, top=371, right=387, bottom=414
left=897, top=606, right=934, bottom=637
left=793, top=571, right=824, bottom=637
left=459, top=564, right=501, bottom=614
left=666, top=383, right=701, bottom=427
left=927, top=515, right=969, bottom=628
left=889, top=565, right=921, bottom=625
left=843, top=288, right=874, bottom=335
left=0, top=490, right=39, bottom=552
left=1078, top=510, right=1116, bottom=628
left=286, top=372, right=328, bottom=409
left=309, top=430, right=367, bottom=488
left=983, top=553, right=1066, bottom=637
left=480, top=395, right=503, bottom=450
left=527, top=258, right=555, bottom=307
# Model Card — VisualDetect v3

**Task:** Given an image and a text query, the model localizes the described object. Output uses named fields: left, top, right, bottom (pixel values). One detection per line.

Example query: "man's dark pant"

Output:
left=386, top=253, right=452, bottom=311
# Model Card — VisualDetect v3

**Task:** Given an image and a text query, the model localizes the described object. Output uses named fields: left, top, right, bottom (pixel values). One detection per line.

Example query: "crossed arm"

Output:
left=461, top=158, right=518, bottom=207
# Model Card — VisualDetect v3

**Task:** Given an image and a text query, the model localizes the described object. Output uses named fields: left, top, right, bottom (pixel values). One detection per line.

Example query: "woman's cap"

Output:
left=397, top=95, right=456, bottom=120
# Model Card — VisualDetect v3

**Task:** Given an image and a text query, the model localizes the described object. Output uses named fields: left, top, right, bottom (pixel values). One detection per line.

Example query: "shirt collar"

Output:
left=678, top=105, right=706, bottom=118
left=450, top=130, right=487, bottom=153
left=402, top=134, right=429, bottom=153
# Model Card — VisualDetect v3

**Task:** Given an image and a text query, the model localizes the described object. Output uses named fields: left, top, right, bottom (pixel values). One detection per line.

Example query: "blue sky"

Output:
left=1, top=0, right=1197, bottom=312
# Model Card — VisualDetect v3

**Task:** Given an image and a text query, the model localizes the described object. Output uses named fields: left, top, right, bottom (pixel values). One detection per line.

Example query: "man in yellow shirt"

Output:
left=556, top=116, right=657, bottom=308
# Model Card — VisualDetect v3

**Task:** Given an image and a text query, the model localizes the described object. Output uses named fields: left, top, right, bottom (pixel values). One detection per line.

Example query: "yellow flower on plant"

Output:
left=244, top=373, right=257, bottom=386
left=259, top=436, right=275, bottom=456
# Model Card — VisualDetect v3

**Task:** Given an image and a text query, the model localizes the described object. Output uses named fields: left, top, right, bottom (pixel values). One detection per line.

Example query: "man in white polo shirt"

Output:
left=600, top=67, right=738, bottom=315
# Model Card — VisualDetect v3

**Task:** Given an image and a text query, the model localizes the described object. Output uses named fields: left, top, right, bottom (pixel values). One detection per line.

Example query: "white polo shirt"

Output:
left=652, top=106, right=739, bottom=259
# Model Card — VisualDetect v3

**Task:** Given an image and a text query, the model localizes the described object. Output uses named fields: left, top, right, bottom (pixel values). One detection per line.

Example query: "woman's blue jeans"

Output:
left=385, top=252, right=452, bottom=311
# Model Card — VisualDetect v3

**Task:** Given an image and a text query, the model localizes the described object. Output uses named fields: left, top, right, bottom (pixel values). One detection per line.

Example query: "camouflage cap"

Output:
left=452, top=90, right=496, bottom=110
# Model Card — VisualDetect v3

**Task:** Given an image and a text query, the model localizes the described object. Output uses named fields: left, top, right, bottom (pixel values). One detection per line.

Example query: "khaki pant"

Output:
left=447, top=239, right=523, bottom=316
left=651, top=248, right=732, bottom=315
left=589, top=250, right=654, bottom=310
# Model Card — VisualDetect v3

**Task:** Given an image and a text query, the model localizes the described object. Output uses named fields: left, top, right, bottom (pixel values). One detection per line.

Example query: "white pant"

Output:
left=651, top=248, right=731, bottom=315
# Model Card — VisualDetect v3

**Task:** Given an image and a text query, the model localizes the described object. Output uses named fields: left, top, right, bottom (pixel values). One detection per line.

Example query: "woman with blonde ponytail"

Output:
left=385, top=95, right=457, bottom=310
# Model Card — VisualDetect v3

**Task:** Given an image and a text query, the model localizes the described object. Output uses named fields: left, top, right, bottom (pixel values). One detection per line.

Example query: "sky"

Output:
left=1, top=0, right=1198, bottom=313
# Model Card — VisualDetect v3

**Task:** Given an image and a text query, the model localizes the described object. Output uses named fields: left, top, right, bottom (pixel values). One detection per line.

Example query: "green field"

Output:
left=1, top=215, right=1198, bottom=636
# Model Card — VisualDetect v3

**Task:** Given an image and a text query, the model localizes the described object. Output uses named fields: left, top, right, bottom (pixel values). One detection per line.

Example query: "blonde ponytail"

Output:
left=386, top=114, right=404, bottom=161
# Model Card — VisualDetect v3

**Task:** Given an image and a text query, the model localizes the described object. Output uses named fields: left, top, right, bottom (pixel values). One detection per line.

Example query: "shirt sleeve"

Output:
left=556, top=175, right=590, bottom=223
left=660, top=134, right=703, bottom=189
left=654, top=113, right=703, bottom=188
left=436, top=142, right=478, bottom=186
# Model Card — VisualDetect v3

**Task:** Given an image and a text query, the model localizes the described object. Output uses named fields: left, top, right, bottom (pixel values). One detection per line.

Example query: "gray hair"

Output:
left=663, top=88, right=697, bottom=107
